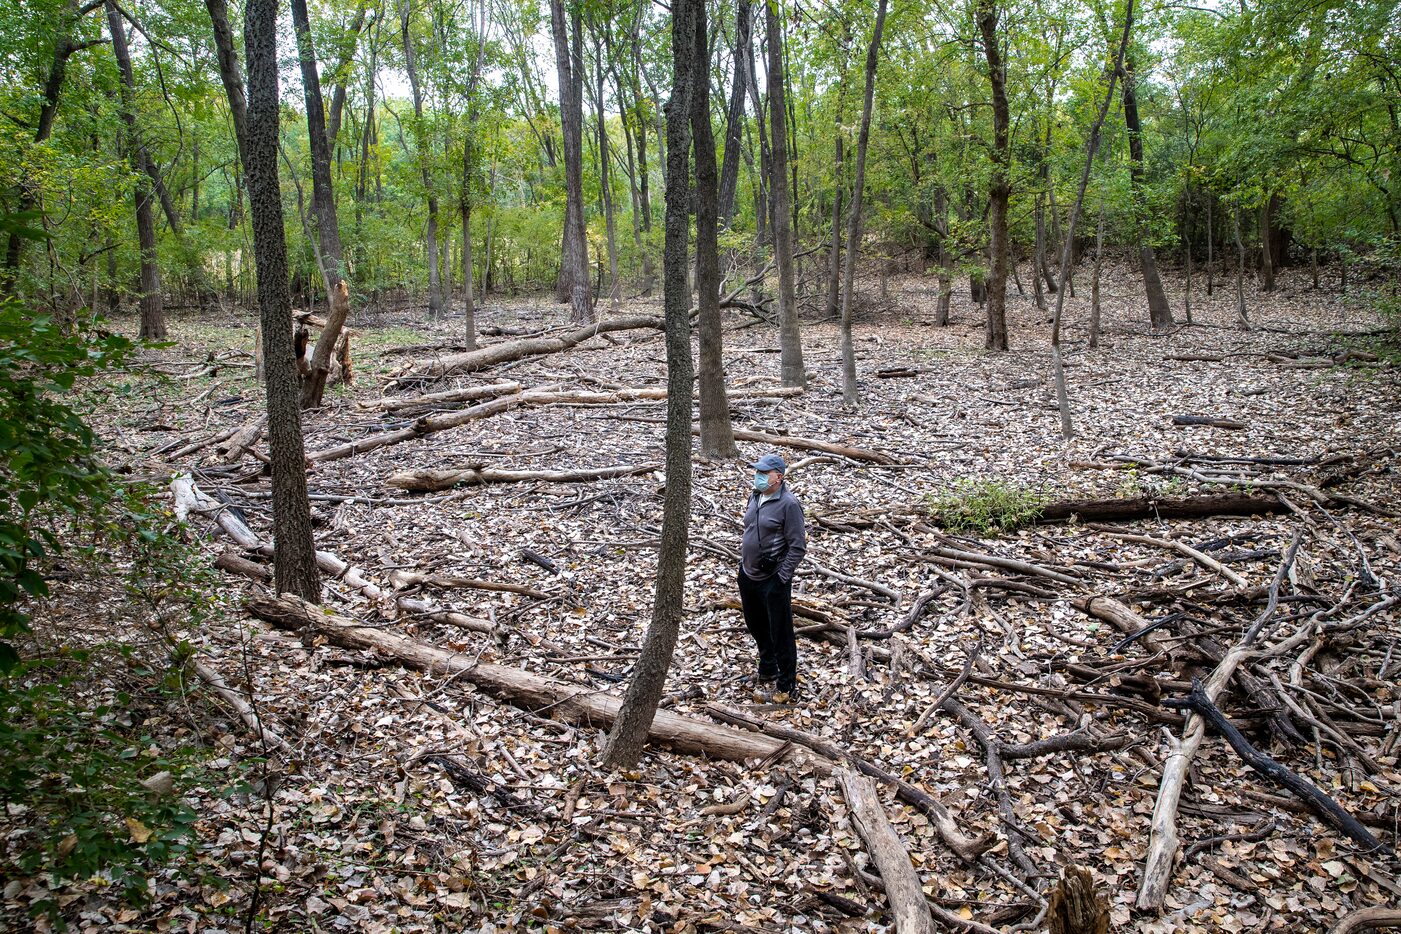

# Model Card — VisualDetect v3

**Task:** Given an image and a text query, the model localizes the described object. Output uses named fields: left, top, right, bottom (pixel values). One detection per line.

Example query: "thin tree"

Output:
left=549, top=0, right=593, bottom=322
left=291, top=0, right=352, bottom=407
left=204, top=0, right=320, bottom=600
left=694, top=0, right=738, bottom=460
left=399, top=0, right=445, bottom=318
left=837, top=0, right=889, bottom=407
left=766, top=0, right=805, bottom=386
left=105, top=0, right=165, bottom=339
left=1120, top=54, right=1173, bottom=330
left=977, top=0, right=1010, bottom=351
left=589, top=29, right=621, bottom=312
left=716, top=0, right=752, bottom=229
left=1048, top=0, right=1135, bottom=441
left=601, top=0, right=700, bottom=769
left=460, top=0, right=487, bottom=349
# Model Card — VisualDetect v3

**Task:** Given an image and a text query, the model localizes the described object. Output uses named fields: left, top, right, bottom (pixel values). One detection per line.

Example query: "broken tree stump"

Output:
left=1046, top=866, right=1109, bottom=934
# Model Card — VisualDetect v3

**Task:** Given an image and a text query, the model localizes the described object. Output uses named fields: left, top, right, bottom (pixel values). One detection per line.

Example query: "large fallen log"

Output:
left=837, top=768, right=937, bottom=934
left=386, top=462, right=660, bottom=493
left=390, top=314, right=663, bottom=384
left=357, top=380, right=523, bottom=413
left=310, top=386, right=807, bottom=464
left=247, top=593, right=788, bottom=761
left=1038, top=493, right=1286, bottom=524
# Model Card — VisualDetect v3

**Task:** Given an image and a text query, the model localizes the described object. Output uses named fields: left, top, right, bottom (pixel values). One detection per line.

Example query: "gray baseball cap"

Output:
left=750, top=453, right=787, bottom=473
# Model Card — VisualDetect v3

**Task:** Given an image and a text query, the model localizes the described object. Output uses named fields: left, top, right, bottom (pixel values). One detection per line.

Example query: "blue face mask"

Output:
left=753, top=471, right=771, bottom=492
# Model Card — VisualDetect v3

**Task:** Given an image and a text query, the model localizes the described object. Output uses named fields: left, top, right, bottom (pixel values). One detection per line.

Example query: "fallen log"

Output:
left=388, top=570, right=550, bottom=600
left=837, top=768, right=936, bottom=934
left=357, top=380, right=523, bottom=412
left=724, top=427, right=898, bottom=465
left=386, top=462, right=659, bottom=493
left=1163, top=679, right=1388, bottom=855
left=247, top=593, right=788, bottom=762
left=706, top=704, right=990, bottom=863
left=921, top=545, right=1081, bottom=587
left=219, top=414, right=267, bottom=463
left=1171, top=415, right=1247, bottom=430
left=390, top=314, right=664, bottom=384
left=1037, top=493, right=1286, bottom=524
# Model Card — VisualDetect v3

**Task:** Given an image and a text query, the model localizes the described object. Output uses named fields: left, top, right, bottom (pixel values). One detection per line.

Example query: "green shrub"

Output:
left=926, top=478, right=1046, bottom=535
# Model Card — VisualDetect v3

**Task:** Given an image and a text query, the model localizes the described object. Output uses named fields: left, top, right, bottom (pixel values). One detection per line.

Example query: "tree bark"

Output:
left=1259, top=195, right=1276, bottom=292
left=934, top=188, right=952, bottom=325
left=837, top=0, right=888, bottom=408
left=976, top=0, right=1010, bottom=351
left=590, top=32, right=621, bottom=312
left=291, top=0, right=352, bottom=408
left=233, top=0, right=321, bottom=601
left=1121, top=55, right=1173, bottom=331
left=601, top=0, right=699, bottom=768
left=106, top=0, right=166, bottom=340
left=837, top=768, right=937, bottom=934
left=826, top=75, right=846, bottom=322
left=399, top=0, right=443, bottom=319
left=550, top=0, right=593, bottom=321
left=1090, top=205, right=1104, bottom=347
left=766, top=0, right=805, bottom=386
left=1234, top=208, right=1250, bottom=328
left=693, top=3, right=738, bottom=460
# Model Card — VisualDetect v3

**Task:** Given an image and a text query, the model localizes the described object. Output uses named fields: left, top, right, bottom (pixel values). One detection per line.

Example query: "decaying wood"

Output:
left=725, top=427, right=898, bottom=465
left=386, top=462, right=659, bottom=493
left=388, top=569, right=551, bottom=600
left=218, top=414, right=267, bottom=462
left=1045, top=866, right=1109, bottom=934
left=248, top=594, right=790, bottom=762
left=189, top=656, right=291, bottom=754
left=1163, top=679, right=1389, bottom=854
left=837, top=767, right=936, bottom=934
left=390, top=315, right=663, bottom=384
left=215, top=551, right=270, bottom=581
left=1330, top=908, right=1401, bottom=934
left=1038, top=493, right=1286, bottom=524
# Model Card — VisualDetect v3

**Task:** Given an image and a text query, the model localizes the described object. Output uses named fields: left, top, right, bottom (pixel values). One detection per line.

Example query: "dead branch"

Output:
left=837, top=768, right=936, bottom=934
left=1330, top=908, right=1401, bottom=934
left=386, top=463, right=659, bottom=493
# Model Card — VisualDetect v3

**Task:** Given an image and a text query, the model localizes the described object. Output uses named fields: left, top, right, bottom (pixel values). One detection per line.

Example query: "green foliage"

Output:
left=925, top=478, right=1046, bottom=535
left=0, top=296, right=138, bottom=670
left=0, top=656, right=202, bottom=915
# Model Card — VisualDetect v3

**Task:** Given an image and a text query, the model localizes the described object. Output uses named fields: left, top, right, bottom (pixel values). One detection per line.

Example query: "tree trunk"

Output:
left=1259, top=194, right=1276, bottom=292
left=607, top=35, right=654, bottom=297
left=1234, top=208, right=1249, bottom=328
left=766, top=0, right=805, bottom=386
left=1183, top=188, right=1193, bottom=324
left=717, top=0, right=752, bottom=230
left=1032, top=195, right=1048, bottom=312
left=106, top=0, right=166, bottom=340
left=693, top=6, right=738, bottom=461
left=1090, top=205, right=1104, bottom=348
left=934, top=188, right=952, bottom=326
left=550, top=0, right=593, bottom=321
left=234, top=0, right=321, bottom=601
left=601, top=0, right=699, bottom=769
left=1206, top=193, right=1214, bottom=295
left=1121, top=55, right=1173, bottom=331
left=826, top=86, right=845, bottom=322
left=590, top=34, right=621, bottom=312
left=837, top=0, right=888, bottom=409
left=291, top=0, right=352, bottom=408
left=399, top=0, right=443, bottom=319
left=977, top=0, right=1010, bottom=352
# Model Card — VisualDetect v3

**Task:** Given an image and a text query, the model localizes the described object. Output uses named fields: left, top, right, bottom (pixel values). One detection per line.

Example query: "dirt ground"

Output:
left=6, top=261, right=1399, bottom=933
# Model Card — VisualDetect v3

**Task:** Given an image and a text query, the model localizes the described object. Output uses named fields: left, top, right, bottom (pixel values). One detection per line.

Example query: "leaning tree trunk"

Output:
left=1121, top=55, right=1173, bottom=331
left=766, top=0, right=805, bottom=387
left=291, top=0, right=351, bottom=408
left=692, top=7, right=738, bottom=460
left=977, top=0, right=1010, bottom=352
left=237, top=0, right=321, bottom=600
left=601, top=0, right=699, bottom=769
left=106, top=0, right=166, bottom=340
left=837, top=0, right=888, bottom=408
left=551, top=0, right=593, bottom=322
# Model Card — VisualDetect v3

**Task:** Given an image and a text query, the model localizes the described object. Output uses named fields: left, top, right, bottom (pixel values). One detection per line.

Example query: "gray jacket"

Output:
left=740, top=484, right=807, bottom=582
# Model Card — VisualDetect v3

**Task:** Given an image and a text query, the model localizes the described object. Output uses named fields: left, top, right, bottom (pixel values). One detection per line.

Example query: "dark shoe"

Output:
left=738, top=671, right=778, bottom=686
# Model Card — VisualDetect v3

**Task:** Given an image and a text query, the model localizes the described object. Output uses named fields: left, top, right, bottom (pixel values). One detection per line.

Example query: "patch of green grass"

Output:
left=925, top=478, right=1046, bottom=535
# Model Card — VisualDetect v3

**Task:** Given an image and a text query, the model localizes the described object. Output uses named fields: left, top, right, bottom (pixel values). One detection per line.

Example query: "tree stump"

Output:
left=1047, top=866, right=1109, bottom=934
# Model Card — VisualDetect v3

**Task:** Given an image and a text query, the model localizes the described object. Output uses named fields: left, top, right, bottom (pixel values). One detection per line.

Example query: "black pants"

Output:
left=738, top=568, right=796, bottom=687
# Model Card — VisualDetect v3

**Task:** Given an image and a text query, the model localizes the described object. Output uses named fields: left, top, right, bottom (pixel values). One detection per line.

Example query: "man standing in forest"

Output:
left=738, top=454, right=807, bottom=702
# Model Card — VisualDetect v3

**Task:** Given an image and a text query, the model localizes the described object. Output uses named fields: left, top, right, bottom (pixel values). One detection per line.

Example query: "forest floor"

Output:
left=5, top=261, right=1400, bottom=933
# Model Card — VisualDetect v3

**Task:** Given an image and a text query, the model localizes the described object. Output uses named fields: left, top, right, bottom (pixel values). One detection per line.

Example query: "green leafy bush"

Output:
left=926, top=478, right=1046, bottom=535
